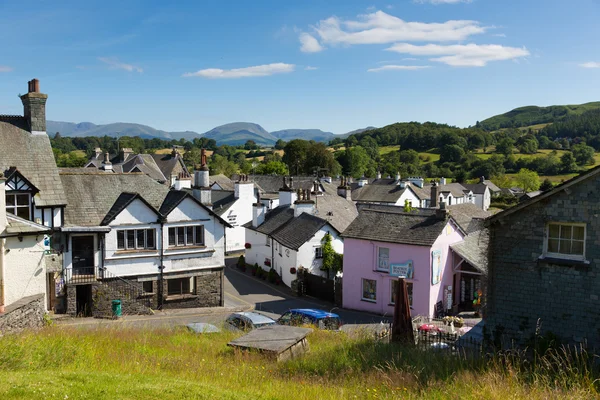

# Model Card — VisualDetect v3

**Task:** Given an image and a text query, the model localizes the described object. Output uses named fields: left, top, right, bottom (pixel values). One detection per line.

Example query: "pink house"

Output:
left=341, top=205, right=466, bottom=318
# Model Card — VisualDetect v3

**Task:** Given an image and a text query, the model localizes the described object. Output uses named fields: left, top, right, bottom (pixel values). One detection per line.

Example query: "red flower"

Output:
left=290, top=267, right=297, bottom=274
left=244, top=243, right=252, bottom=249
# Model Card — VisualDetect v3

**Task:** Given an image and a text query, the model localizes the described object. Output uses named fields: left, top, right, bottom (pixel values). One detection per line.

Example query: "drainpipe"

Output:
left=158, top=218, right=166, bottom=309
left=0, top=238, right=5, bottom=313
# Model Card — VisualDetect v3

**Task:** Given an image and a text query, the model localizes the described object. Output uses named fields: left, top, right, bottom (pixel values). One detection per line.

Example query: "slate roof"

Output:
left=252, top=175, right=318, bottom=193
left=410, top=185, right=431, bottom=201
left=158, top=190, right=232, bottom=227
left=211, top=190, right=236, bottom=216
left=0, top=119, right=68, bottom=206
left=150, top=153, right=187, bottom=179
left=450, top=229, right=489, bottom=274
left=124, top=154, right=166, bottom=182
left=59, top=172, right=170, bottom=226
left=1, top=214, right=52, bottom=237
left=483, top=180, right=501, bottom=193
left=246, top=206, right=295, bottom=236
left=342, top=205, right=455, bottom=246
left=210, top=174, right=235, bottom=191
left=271, top=213, right=328, bottom=250
left=446, top=203, right=492, bottom=234
left=438, top=183, right=470, bottom=198
left=462, top=183, right=489, bottom=195
left=351, top=184, right=408, bottom=203
left=310, top=181, right=358, bottom=233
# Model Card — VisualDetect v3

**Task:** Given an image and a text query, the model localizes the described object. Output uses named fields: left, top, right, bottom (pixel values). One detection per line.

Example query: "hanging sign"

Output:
left=390, top=260, right=414, bottom=279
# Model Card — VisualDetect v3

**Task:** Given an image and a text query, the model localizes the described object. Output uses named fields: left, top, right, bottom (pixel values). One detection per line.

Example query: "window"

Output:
left=168, top=225, right=205, bottom=248
left=5, top=193, right=31, bottom=220
left=390, top=280, right=413, bottom=307
left=142, top=281, right=154, bottom=293
left=116, top=228, right=156, bottom=251
left=546, top=223, right=586, bottom=259
left=377, top=247, right=389, bottom=271
left=167, top=277, right=192, bottom=295
left=315, top=247, right=323, bottom=259
left=362, top=278, right=377, bottom=302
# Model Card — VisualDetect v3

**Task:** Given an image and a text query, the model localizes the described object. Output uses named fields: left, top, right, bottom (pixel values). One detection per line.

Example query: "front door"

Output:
left=72, top=236, right=95, bottom=275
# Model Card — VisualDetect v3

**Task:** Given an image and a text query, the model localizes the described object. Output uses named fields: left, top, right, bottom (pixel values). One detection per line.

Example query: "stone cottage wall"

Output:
left=0, top=294, right=45, bottom=335
left=161, top=268, right=224, bottom=309
left=486, top=175, right=600, bottom=349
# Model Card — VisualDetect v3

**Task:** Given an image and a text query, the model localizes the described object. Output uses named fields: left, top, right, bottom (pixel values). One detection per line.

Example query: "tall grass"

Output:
left=0, top=327, right=598, bottom=399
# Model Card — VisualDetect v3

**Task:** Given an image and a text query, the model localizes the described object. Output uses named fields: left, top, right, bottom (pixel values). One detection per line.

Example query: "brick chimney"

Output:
left=192, top=149, right=211, bottom=207
left=436, top=200, right=449, bottom=220
left=430, top=182, right=439, bottom=208
left=20, top=79, right=48, bottom=134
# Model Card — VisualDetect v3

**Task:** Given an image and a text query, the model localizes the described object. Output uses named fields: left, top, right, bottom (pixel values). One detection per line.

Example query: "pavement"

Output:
left=53, top=255, right=391, bottom=329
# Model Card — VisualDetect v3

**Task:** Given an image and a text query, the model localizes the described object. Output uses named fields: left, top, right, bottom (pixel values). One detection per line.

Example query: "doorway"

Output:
left=75, top=284, right=93, bottom=317
left=72, top=236, right=95, bottom=275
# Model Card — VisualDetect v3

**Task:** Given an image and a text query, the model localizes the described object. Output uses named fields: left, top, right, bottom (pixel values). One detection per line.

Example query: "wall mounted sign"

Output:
left=390, top=261, right=413, bottom=279
left=431, top=249, right=442, bottom=285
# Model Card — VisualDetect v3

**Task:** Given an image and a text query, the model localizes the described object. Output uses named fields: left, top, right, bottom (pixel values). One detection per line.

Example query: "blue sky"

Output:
left=1, top=0, right=600, bottom=135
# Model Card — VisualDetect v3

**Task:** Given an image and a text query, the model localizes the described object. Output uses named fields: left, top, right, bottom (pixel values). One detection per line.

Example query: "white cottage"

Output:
left=245, top=178, right=356, bottom=288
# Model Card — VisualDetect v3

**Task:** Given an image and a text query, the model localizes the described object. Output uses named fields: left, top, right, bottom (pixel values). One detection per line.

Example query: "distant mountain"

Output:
left=479, top=102, right=600, bottom=131
left=47, top=121, right=202, bottom=141
left=340, top=126, right=377, bottom=138
left=271, top=129, right=335, bottom=142
left=202, top=122, right=276, bottom=146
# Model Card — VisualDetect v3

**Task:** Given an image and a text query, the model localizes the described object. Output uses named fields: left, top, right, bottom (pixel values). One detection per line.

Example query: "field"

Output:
left=0, top=327, right=597, bottom=399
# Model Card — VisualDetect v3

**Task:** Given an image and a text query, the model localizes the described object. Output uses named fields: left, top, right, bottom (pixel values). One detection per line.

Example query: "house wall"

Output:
left=393, top=189, right=421, bottom=208
left=342, top=220, right=463, bottom=318
left=224, top=184, right=256, bottom=252
left=483, top=189, right=491, bottom=210
left=298, top=226, right=343, bottom=276
left=245, top=230, right=273, bottom=268
left=486, top=176, right=600, bottom=349
left=3, top=235, right=47, bottom=309
left=273, top=241, right=297, bottom=287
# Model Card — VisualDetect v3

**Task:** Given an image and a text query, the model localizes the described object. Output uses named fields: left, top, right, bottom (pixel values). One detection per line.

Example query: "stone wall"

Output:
left=0, top=294, right=45, bottom=335
left=92, top=281, right=152, bottom=318
left=161, top=267, right=224, bottom=309
left=486, top=174, right=600, bottom=350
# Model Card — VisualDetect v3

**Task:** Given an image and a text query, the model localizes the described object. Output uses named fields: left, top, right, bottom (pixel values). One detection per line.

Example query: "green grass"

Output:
left=0, top=327, right=597, bottom=399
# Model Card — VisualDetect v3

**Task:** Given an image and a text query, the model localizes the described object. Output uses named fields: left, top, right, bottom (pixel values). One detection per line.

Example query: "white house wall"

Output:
left=63, top=233, right=101, bottom=272
left=273, top=241, right=297, bottom=287
left=3, top=235, right=47, bottom=309
left=112, top=198, right=159, bottom=226
left=245, top=230, right=272, bottom=268
left=223, top=192, right=256, bottom=252
left=393, top=189, right=421, bottom=208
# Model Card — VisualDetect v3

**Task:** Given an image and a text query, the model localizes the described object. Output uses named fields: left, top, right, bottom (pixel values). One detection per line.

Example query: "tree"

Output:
left=571, top=144, right=595, bottom=166
left=496, top=138, right=515, bottom=156
left=517, top=136, right=539, bottom=154
left=540, top=179, right=554, bottom=191
left=515, top=168, right=541, bottom=192
left=560, top=152, right=577, bottom=172
left=439, top=144, right=465, bottom=164
left=320, top=233, right=342, bottom=278
left=209, top=154, right=238, bottom=176
left=244, top=140, right=259, bottom=150
left=256, top=161, right=289, bottom=175
left=336, top=146, right=373, bottom=178
left=274, top=139, right=286, bottom=150
left=183, top=148, right=202, bottom=170
left=282, top=139, right=310, bottom=175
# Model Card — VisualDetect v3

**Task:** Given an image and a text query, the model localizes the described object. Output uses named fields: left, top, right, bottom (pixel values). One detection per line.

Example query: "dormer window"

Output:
left=6, top=193, right=31, bottom=219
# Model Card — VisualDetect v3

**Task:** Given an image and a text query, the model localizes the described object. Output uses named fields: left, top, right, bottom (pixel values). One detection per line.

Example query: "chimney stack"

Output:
left=376, top=171, right=382, bottom=179
left=278, top=176, right=296, bottom=207
left=120, top=148, right=134, bottom=163
left=235, top=174, right=254, bottom=199
left=20, top=79, right=48, bottom=134
left=436, top=201, right=449, bottom=220
left=102, top=152, right=113, bottom=171
left=252, top=192, right=266, bottom=228
left=480, top=176, right=485, bottom=184
left=94, top=147, right=102, bottom=159
left=440, top=177, right=447, bottom=186
left=294, top=188, right=315, bottom=217
left=395, top=172, right=401, bottom=182
left=430, top=182, right=439, bottom=208
left=337, top=176, right=352, bottom=200
left=192, top=149, right=211, bottom=207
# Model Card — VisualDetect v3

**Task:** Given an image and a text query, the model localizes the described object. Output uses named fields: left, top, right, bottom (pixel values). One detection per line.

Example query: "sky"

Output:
left=1, top=0, right=600, bottom=135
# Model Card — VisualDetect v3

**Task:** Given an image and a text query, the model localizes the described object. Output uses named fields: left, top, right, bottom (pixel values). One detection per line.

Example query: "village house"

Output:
left=244, top=177, right=357, bottom=288
left=351, top=174, right=430, bottom=208
left=58, top=167, right=231, bottom=316
left=0, top=79, right=67, bottom=314
left=85, top=146, right=191, bottom=188
left=485, top=166, right=600, bottom=349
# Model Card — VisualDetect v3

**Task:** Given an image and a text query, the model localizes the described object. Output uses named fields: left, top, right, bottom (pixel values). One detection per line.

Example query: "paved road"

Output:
left=55, top=256, right=390, bottom=329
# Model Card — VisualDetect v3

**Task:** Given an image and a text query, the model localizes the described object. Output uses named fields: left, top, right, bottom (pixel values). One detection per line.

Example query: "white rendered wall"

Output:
left=3, top=235, right=47, bottom=309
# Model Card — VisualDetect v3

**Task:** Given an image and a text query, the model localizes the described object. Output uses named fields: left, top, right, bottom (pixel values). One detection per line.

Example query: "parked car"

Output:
left=277, top=309, right=342, bottom=330
left=185, top=322, right=221, bottom=334
left=224, top=312, right=277, bottom=332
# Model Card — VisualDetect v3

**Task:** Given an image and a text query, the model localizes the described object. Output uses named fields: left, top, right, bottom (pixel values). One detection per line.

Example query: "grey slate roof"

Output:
left=59, top=172, right=170, bottom=226
left=352, top=183, right=409, bottom=203
left=211, top=190, right=236, bottom=216
left=447, top=203, right=492, bottom=234
left=438, top=183, right=470, bottom=198
left=342, top=205, right=454, bottom=246
left=450, top=229, right=489, bottom=274
left=252, top=175, right=318, bottom=193
left=1, top=214, right=52, bottom=237
left=310, top=181, right=358, bottom=233
left=271, top=213, right=328, bottom=250
left=0, top=119, right=68, bottom=206
left=246, top=206, right=294, bottom=236
left=483, top=180, right=501, bottom=194
left=210, top=174, right=235, bottom=191
left=150, top=153, right=187, bottom=179
left=461, top=183, right=489, bottom=195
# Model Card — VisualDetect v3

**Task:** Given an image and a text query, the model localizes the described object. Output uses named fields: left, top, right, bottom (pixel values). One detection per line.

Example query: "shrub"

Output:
left=268, top=268, right=278, bottom=283
left=237, top=255, right=245, bottom=269
left=251, top=263, right=259, bottom=276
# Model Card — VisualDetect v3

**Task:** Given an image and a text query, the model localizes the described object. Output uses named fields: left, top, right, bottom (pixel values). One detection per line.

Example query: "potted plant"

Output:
left=251, top=263, right=259, bottom=276
left=264, top=259, right=271, bottom=267
left=244, top=242, right=252, bottom=249
left=290, top=267, right=297, bottom=275
left=237, top=255, right=245, bottom=269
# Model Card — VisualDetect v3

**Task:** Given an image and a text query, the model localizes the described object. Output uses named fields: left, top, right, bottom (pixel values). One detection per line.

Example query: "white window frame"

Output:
left=361, top=278, right=377, bottom=302
left=376, top=247, right=389, bottom=272
left=5, top=192, right=31, bottom=220
left=167, top=225, right=205, bottom=248
left=544, top=222, right=586, bottom=261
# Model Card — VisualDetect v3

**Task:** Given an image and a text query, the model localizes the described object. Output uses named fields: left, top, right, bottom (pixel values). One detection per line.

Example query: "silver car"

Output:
left=225, top=312, right=277, bottom=332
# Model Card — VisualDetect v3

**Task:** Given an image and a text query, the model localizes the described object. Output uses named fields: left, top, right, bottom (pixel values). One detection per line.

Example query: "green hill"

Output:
left=479, top=102, right=600, bottom=131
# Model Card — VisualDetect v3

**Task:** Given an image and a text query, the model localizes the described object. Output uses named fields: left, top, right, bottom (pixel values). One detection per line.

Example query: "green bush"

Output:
left=237, top=255, right=245, bottom=269
left=268, top=268, right=278, bottom=283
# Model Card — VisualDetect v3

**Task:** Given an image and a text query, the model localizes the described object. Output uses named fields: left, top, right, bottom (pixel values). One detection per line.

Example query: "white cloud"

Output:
left=305, top=11, right=485, bottom=50
left=305, top=66, right=318, bottom=70
left=414, top=0, right=472, bottom=4
left=98, top=57, right=143, bottom=73
left=579, top=62, right=600, bottom=69
left=299, top=32, right=324, bottom=53
left=386, top=43, right=530, bottom=66
left=493, top=33, right=507, bottom=38
left=368, top=65, right=431, bottom=72
left=0, top=66, right=13, bottom=72
left=183, top=63, right=295, bottom=79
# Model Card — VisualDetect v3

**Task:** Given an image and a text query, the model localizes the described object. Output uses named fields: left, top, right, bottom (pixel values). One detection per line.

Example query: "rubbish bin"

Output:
left=111, top=300, right=122, bottom=318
